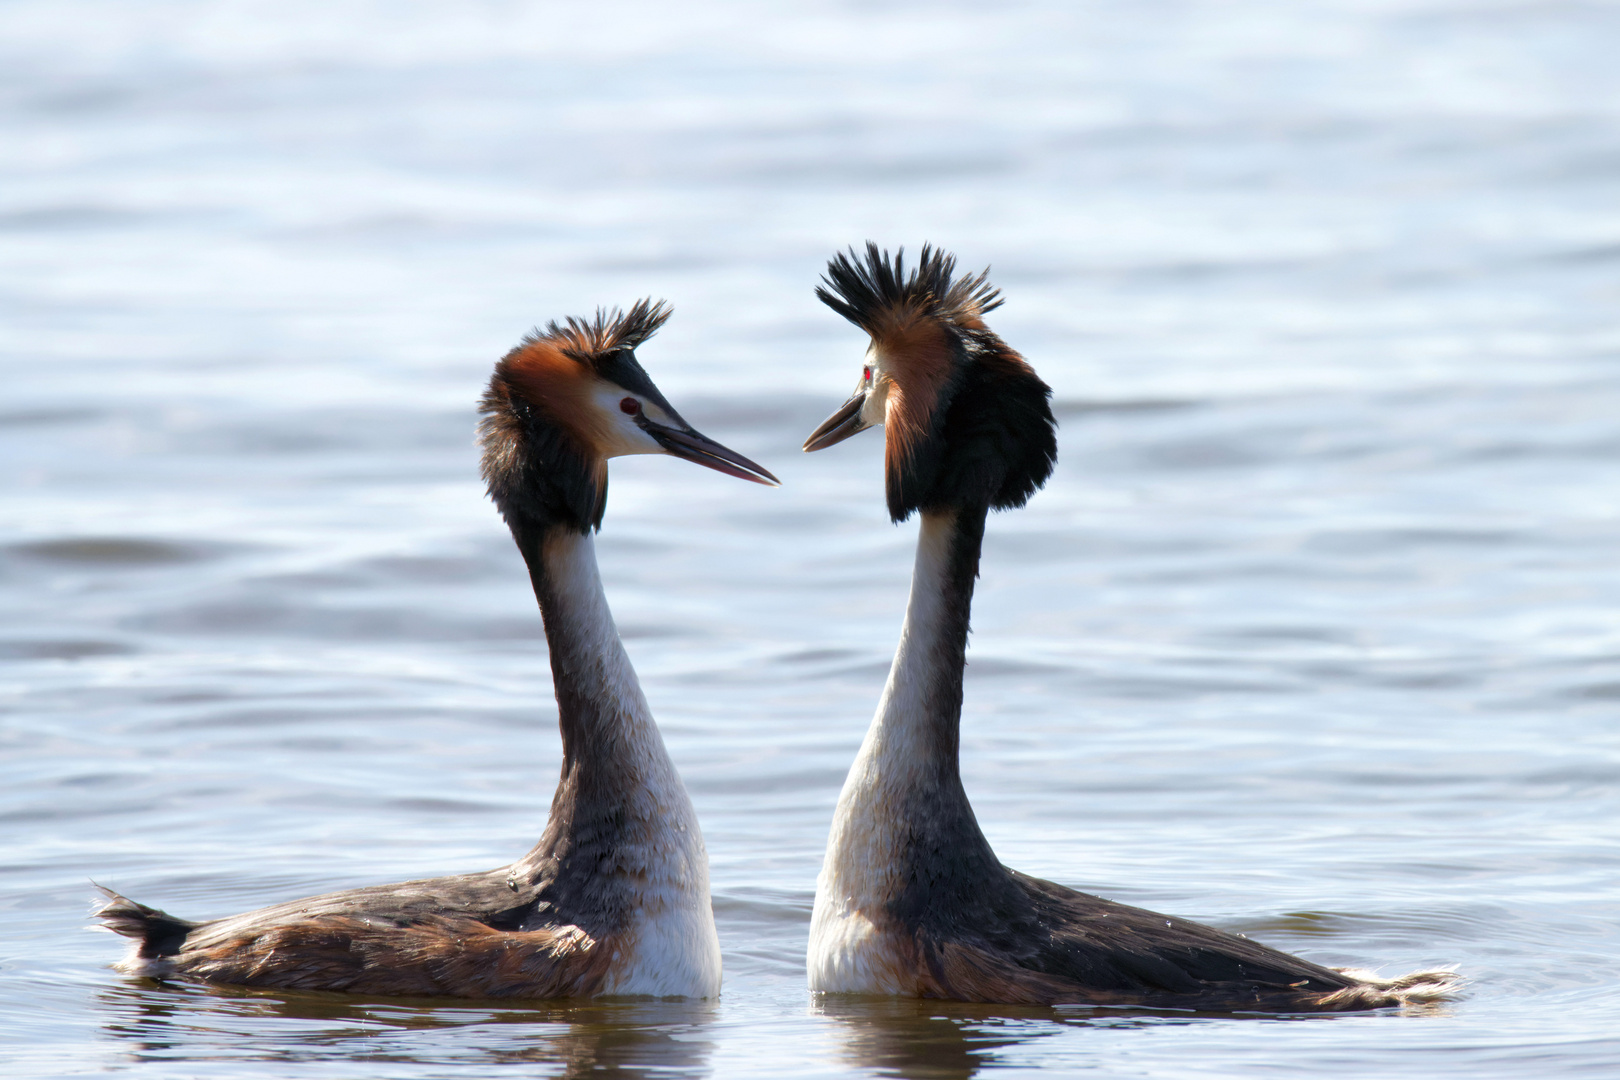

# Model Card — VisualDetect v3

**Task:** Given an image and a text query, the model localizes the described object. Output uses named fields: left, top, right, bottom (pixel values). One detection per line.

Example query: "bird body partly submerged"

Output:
left=804, top=245, right=1454, bottom=1010
left=97, top=303, right=777, bottom=998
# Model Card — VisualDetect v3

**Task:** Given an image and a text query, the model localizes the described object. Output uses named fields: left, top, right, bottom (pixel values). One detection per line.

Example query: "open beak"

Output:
left=802, top=389, right=872, bottom=452
left=640, top=419, right=779, bottom=486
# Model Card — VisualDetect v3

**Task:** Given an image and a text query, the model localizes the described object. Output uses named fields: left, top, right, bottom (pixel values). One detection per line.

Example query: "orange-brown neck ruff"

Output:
left=503, top=338, right=620, bottom=459
left=876, top=314, right=956, bottom=520
left=480, top=338, right=610, bottom=535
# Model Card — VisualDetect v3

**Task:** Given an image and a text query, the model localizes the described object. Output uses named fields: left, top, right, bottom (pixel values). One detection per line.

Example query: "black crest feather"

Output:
left=528, top=298, right=672, bottom=365
left=817, top=242, right=1003, bottom=335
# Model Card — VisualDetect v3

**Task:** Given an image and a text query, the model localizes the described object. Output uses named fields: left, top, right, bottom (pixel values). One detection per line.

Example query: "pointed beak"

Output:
left=640, top=418, right=780, bottom=486
left=802, top=389, right=872, bottom=452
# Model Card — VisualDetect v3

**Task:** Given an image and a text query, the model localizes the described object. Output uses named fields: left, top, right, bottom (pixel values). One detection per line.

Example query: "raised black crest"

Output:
left=817, top=243, right=1003, bottom=335
left=528, top=298, right=672, bottom=366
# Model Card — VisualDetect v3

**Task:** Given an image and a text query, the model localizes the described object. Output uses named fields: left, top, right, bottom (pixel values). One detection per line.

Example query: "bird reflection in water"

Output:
left=97, top=981, right=715, bottom=1078
left=813, top=995, right=1055, bottom=1080
left=813, top=994, right=1432, bottom=1078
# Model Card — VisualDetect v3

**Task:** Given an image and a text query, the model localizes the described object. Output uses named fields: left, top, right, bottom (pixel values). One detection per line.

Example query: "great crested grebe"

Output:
left=802, top=245, right=1454, bottom=1010
left=96, top=300, right=776, bottom=998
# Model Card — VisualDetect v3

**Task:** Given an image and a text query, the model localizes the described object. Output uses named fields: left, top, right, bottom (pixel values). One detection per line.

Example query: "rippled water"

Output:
left=4, top=1, right=1620, bottom=1076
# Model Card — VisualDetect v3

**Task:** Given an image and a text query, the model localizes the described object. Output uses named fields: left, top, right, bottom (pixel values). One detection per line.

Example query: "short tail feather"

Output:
left=1314, top=967, right=1462, bottom=1009
left=92, top=884, right=196, bottom=968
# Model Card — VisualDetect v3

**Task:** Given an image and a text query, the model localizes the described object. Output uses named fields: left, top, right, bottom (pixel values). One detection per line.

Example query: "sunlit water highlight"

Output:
left=3, top=1, right=1619, bottom=1076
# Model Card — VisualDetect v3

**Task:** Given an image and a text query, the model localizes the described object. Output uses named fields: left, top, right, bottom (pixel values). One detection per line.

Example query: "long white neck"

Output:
left=514, top=525, right=720, bottom=997
left=811, top=506, right=1003, bottom=992
left=845, top=509, right=974, bottom=798
left=533, top=528, right=670, bottom=767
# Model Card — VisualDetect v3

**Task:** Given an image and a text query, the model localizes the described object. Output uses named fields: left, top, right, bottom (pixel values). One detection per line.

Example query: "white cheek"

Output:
left=861, top=378, right=890, bottom=428
left=861, top=345, right=889, bottom=428
left=592, top=389, right=665, bottom=457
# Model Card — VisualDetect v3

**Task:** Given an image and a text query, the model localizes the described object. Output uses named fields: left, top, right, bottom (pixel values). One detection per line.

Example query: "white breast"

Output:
left=807, top=726, right=922, bottom=994
left=808, top=513, right=960, bottom=994
left=602, top=786, right=722, bottom=998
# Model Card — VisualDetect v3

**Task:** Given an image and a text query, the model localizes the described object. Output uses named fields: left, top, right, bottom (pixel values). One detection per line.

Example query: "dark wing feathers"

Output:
left=175, top=869, right=523, bottom=953
left=1007, top=871, right=1359, bottom=1004
left=95, top=869, right=618, bottom=997
left=176, top=913, right=613, bottom=998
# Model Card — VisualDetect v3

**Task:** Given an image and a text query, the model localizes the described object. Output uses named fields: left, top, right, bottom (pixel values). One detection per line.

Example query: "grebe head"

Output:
left=481, top=299, right=778, bottom=534
left=804, top=244, right=1057, bottom=522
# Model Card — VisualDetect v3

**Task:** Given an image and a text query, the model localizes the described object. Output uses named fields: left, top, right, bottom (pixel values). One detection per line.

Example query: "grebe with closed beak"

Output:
left=802, top=245, right=1454, bottom=1010
left=96, top=300, right=777, bottom=998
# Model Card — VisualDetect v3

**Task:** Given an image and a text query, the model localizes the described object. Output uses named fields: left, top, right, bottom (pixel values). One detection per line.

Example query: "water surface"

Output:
left=3, top=1, right=1619, bottom=1076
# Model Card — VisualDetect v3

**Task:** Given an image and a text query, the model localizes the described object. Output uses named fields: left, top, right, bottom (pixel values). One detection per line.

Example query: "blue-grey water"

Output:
left=4, top=1, right=1619, bottom=1076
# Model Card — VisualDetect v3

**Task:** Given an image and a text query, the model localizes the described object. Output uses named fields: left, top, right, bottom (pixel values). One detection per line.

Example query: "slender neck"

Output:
left=816, top=501, right=1030, bottom=939
left=867, top=503, right=988, bottom=787
left=515, top=523, right=658, bottom=764
left=505, top=519, right=709, bottom=941
left=819, top=502, right=1011, bottom=922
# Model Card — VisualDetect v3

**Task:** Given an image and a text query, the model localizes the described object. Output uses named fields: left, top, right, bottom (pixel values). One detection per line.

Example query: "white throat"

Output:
left=808, top=510, right=962, bottom=992
left=538, top=529, right=722, bottom=997
left=844, top=510, right=959, bottom=794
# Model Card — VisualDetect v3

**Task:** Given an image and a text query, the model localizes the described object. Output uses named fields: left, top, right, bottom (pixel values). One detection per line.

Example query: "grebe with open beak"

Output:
left=802, top=245, right=1454, bottom=1010
left=96, top=300, right=777, bottom=998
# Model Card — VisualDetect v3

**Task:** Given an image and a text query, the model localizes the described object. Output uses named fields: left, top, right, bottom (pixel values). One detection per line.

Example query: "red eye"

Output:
left=862, top=366, right=872, bottom=383
left=620, top=397, right=640, bottom=415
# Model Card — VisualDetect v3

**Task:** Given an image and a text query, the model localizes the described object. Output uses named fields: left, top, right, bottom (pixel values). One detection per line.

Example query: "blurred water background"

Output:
left=3, top=1, right=1620, bottom=1076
